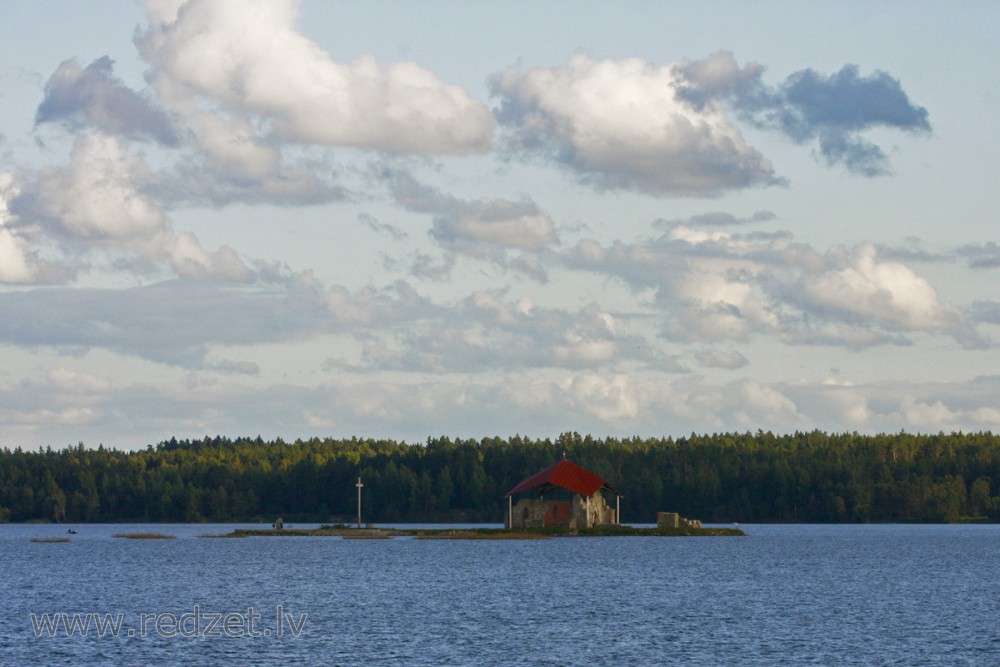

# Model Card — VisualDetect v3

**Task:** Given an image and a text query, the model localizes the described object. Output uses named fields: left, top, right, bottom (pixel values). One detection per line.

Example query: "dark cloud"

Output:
left=956, top=242, right=1000, bottom=269
left=655, top=210, right=776, bottom=228
left=0, top=279, right=435, bottom=368
left=875, top=239, right=949, bottom=264
left=359, top=213, right=407, bottom=240
left=813, top=131, right=887, bottom=177
left=146, top=156, right=345, bottom=209
left=780, top=66, right=930, bottom=136
left=0, top=281, right=328, bottom=366
left=36, top=57, right=179, bottom=145
left=408, top=252, right=456, bottom=281
left=969, top=300, right=1000, bottom=324
left=694, top=348, right=749, bottom=370
left=676, top=52, right=931, bottom=176
left=207, top=359, right=261, bottom=376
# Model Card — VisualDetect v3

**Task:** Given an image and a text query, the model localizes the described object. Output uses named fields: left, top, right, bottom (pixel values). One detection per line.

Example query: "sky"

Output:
left=1, top=1, right=999, bottom=450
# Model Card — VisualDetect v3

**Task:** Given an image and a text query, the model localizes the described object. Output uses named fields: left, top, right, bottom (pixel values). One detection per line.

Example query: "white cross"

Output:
left=355, top=477, right=364, bottom=528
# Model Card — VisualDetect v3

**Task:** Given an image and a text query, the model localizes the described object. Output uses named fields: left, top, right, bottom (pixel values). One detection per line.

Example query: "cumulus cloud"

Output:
left=32, top=49, right=342, bottom=209
left=385, top=169, right=556, bottom=277
left=137, top=0, right=492, bottom=154
left=353, top=291, right=678, bottom=374
left=430, top=200, right=556, bottom=253
left=322, top=280, right=437, bottom=329
left=14, top=133, right=250, bottom=281
left=563, top=374, right=640, bottom=422
left=490, top=53, right=777, bottom=196
left=5, top=367, right=1000, bottom=449
left=796, top=244, right=963, bottom=332
left=35, top=56, right=178, bottom=145
left=675, top=51, right=931, bottom=176
left=27, top=133, right=169, bottom=241
left=564, top=224, right=973, bottom=348
left=735, top=380, right=803, bottom=425
left=0, top=174, right=44, bottom=284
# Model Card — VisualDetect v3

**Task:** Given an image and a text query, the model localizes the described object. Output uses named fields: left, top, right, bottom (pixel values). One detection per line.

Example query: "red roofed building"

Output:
left=505, top=458, right=622, bottom=529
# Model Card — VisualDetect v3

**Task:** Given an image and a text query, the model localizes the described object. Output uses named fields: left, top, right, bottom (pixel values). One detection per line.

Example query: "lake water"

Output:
left=3, top=523, right=1000, bottom=666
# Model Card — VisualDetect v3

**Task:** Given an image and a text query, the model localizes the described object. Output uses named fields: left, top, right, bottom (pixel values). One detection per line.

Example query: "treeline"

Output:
left=2, top=430, right=1000, bottom=524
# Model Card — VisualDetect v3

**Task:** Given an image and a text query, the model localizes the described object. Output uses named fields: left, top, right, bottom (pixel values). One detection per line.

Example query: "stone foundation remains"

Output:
left=656, top=511, right=701, bottom=529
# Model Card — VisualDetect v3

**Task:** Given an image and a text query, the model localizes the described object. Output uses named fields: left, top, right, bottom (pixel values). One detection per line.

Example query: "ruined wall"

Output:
left=571, top=492, right=615, bottom=528
left=511, top=493, right=616, bottom=528
left=510, top=498, right=550, bottom=528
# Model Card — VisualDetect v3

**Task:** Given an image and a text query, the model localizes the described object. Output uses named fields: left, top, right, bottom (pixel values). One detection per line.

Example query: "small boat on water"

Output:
left=66, top=529, right=78, bottom=534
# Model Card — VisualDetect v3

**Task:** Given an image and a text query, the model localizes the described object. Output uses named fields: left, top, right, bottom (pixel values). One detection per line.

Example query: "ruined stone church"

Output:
left=505, top=458, right=622, bottom=529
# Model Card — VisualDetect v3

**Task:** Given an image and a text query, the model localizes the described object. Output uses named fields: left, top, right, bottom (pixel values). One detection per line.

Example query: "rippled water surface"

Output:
left=3, top=523, right=1000, bottom=665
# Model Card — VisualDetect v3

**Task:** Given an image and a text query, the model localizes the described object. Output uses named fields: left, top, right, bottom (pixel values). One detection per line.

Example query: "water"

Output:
left=3, top=523, right=1000, bottom=666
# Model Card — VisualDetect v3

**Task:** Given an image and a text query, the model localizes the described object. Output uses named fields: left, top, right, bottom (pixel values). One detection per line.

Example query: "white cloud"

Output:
left=193, top=113, right=281, bottom=182
left=348, top=291, right=662, bottom=374
left=800, top=244, right=964, bottom=332
left=563, top=373, right=639, bottom=422
left=0, top=174, right=41, bottom=284
left=19, top=133, right=250, bottom=281
left=33, top=133, right=168, bottom=241
left=669, top=257, right=779, bottom=341
left=436, top=207, right=556, bottom=252
left=738, top=380, right=800, bottom=421
left=564, top=226, right=974, bottom=349
left=43, top=368, right=112, bottom=393
left=491, top=53, right=776, bottom=196
left=386, top=169, right=557, bottom=276
left=552, top=338, right=618, bottom=365
left=819, top=385, right=873, bottom=425
left=900, top=396, right=958, bottom=430
left=138, top=0, right=493, bottom=154
left=168, top=233, right=249, bottom=280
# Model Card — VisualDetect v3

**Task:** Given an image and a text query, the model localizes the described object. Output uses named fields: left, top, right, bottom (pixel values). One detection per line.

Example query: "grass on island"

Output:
left=207, top=524, right=744, bottom=539
left=414, top=531, right=551, bottom=540
left=112, top=532, right=176, bottom=539
left=31, top=537, right=71, bottom=543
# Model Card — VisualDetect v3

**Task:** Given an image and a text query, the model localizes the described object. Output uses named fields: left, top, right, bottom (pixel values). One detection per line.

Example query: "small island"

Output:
left=210, top=458, right=744, bottom=539
left=211, top=524, right=744, bottom=540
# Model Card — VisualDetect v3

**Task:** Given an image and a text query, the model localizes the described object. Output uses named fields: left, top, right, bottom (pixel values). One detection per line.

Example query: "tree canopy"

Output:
left=2, top=430, right=999, bottom=524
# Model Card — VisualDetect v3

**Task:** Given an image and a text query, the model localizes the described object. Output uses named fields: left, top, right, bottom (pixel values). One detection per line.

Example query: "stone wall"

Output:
left=510, top=498, right=549, bottom=528
left=572, top=492, right=614, bottom=528
left=511, top=492, right=616, bottom=528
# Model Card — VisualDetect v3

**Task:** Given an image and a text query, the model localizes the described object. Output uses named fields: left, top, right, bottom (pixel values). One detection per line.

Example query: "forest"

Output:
left=2, top=430, right=999, bottom=524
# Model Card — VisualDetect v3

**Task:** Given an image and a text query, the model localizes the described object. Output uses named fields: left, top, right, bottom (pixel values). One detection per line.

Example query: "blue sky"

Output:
left=1, top=0, right=999, bottom=449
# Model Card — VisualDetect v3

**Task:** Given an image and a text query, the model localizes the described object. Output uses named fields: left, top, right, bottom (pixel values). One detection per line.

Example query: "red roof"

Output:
left=506, top=459, right=619, bottom=497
